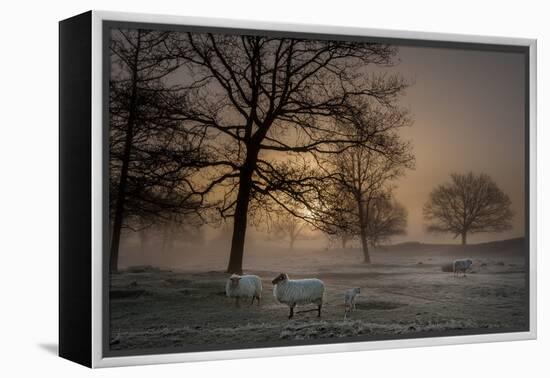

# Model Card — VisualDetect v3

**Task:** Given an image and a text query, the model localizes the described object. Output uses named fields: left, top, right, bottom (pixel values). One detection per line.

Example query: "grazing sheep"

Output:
left=453, top=259, right=473, bottom=277
left=225, top=274, right=262, bottom=307
left=272, top=273, right=325, bottom=319
left=344, top=287, right=361, bottom=319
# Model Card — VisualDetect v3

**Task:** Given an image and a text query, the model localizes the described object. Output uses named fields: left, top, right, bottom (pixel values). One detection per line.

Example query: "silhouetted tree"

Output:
left=168, top=33, right=409, bottom=273
left=324, top=188, right=408, bottom=261
left=322, top=105, right=414, bottom=263
left=109, top=29, right=203, bottom=273
left=268, top=211, right=311, bottom=250
left=323, top=194, right=358, bottom=249
left=423, top=172, right=514, bottom=245
left=364, top=194, right=407, bottom=248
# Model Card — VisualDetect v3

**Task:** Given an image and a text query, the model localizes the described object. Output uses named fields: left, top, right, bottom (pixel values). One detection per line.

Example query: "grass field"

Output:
left=109, top=238, right=528, bottom=353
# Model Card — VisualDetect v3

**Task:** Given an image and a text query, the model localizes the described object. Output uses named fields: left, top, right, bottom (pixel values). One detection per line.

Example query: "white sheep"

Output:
left=344, top=287, right=361, bottom=319
left=272, top=273, right=325, bottom=319
left=453, top=258, right=473, bottom=277
left=225, top=274, right=262, bottom=307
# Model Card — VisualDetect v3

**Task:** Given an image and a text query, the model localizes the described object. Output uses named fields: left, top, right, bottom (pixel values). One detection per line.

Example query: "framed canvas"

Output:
left=59, top=10, right=537, bottom=368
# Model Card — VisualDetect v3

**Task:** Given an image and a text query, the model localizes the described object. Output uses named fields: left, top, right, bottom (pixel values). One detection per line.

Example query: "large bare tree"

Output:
left=423, top=172, right=514, bottom=245
left=167, top=33, right=409, bottom=273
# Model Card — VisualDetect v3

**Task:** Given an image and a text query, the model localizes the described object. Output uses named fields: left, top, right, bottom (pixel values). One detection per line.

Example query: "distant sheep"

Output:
left=272, top=273, right=325, bottom=319
left=225, top=274, right=262, bottom=307
left=453, top=259, right=473, bottom=277
left=344, top=287, right=361, bottom=319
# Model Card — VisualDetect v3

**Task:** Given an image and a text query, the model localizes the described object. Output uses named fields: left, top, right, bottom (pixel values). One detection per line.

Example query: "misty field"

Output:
left=109, top=238, right=527, bottom=353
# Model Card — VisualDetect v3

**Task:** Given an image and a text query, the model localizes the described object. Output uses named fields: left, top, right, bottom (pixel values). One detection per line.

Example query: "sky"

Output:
left=113, top=31, right=528, bottom=250
left=389, top=45, right=526, bottom=243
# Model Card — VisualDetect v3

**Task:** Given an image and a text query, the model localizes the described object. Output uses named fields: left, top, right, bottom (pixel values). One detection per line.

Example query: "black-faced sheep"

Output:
left=225, top=274, right=262, bottom=307
left=272, top=273, right=325, bottom=319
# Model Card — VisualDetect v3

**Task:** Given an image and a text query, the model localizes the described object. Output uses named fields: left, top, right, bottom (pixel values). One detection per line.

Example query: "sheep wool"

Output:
left=272, top=273, right=325, bottom=318
left=344, top=287, right=360, bottom=308
left=453, top=259, right=473, bottom=276
left=344, top=287, right=361, bottom=319
left=225, top=274, right=262, bottom=306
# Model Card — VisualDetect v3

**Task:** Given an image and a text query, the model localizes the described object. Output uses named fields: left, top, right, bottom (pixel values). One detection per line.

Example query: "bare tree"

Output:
left=423, top=172, right=514, bottom=245
left=268, top=211, right=311, bottom=250
left=323, top=194, right=358, bottom=249
left=364, top=194, right=407, bottom=248
left=167, top=33, right=409, bottom=273
left=324, top=186, right=408, bottom=261
left=109, top=29, right=203, bottom=273
left=323, top=105, right=414, bottom=263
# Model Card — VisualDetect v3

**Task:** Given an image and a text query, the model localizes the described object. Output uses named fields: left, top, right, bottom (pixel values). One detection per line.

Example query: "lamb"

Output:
left=344, top=287, right=361, bottom=319
left=272, top=273, right=325, bottom=319
left=453, top=258, right=473, bottom=277
left=225, top=274, right=262, bottom=307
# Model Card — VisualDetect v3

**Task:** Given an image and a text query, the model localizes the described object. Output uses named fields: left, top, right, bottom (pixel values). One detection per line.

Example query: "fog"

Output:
left=113, top=34, right=527, bottom=269
left=391, top=46, right=526, bottom=244
left=118, top=221, right=334, bottom=271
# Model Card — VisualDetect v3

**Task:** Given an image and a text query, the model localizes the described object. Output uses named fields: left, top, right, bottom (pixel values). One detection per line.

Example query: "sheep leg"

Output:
left=250, top=296, right=255, bottom=305
left=317, top=304, right=322, bottom=317
left=289, top=304, right=295, bottom=319
left=257, top=296, right=261, bottom=306
left=235, top=297, right=240, bottom=308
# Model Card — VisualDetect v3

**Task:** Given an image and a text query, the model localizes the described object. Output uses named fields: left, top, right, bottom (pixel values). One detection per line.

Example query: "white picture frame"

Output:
left=59, top=10, right=537, bottom=368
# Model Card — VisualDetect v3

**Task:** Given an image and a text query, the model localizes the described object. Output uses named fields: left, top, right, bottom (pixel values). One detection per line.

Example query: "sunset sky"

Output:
left=390, top=45, right=526, bottom=243
left=113, top=31, right=528, bottom=248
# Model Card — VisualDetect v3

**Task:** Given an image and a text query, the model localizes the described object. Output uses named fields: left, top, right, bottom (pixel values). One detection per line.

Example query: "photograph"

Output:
left=106, top=24, right=529, bottom=355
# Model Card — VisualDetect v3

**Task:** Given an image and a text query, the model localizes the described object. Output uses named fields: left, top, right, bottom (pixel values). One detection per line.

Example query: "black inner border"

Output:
left=102, top=20, right=531, bottom=358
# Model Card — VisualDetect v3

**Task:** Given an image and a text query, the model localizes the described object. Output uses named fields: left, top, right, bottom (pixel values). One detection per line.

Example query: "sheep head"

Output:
left=272, top=273, right=288, bottom=285
left=229, top=274, right=242, bottom=287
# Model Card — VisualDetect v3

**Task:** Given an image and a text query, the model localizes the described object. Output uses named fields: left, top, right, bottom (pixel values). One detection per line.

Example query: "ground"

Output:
left=109, top=238, right=528, bottom=353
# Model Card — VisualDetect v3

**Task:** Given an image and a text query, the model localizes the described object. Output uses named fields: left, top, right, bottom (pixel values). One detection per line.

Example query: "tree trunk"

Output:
left=139, top=230, right=148, bottom=257
left=110, top=121, right=134, bottom=273
left=109, top=32, right=141, bottom=274
left=357, top=197, right=371, bottom=264
left=461, top=231, right=467, bottom=245
left=289, top=237, right=295, bottom=250
left=161, top=227, right=171, bottom=256
left=360, top=232, right=370, bottom=263
left=226, top=164, right=255, bottom=274
left=341, top=235, right=348, bottom=249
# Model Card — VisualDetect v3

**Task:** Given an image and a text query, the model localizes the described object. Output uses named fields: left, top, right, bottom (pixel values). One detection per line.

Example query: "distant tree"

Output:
left=364, top=194, right=407, bottom=248
left=324, top=187, right=408, bottom=260
left=166, top=33, right=409, bottom=273
left=323, top=194, right=358, bottom=249
left=268, top=211, right=311, bottom=250
left=339, top=233, right=355, bottom=249
left=322, top=105, right=414, bottom=263
left=423, top=172, right=514, bottom=245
